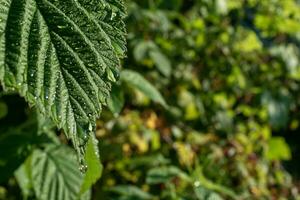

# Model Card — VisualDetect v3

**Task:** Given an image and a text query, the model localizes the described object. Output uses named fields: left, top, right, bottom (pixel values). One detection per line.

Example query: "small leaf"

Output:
left=266, top=137, right=291, bottom=161
left=121, top=70, right=167, bottom=107
left=108, top=185, right=154, bottom=200
left=133, top=41, right=157, bottom=62
left=0, top=133, right=32, bottom=182
left=194, top=186, right=224, bottom=200
left=149, top=50, right=171, bottom=77
left=80, top=135, right=103, bottom=195
left=146, top=166, right=190, bottom=184
left=107, top=85, right=125, bottom=117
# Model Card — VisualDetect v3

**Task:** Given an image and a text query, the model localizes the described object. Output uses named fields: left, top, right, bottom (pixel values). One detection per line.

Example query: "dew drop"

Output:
left=110, top=12, right=116, bottom=20
left=79, top=164, right=88, bottom=173
left=194, top=181, right=200, bottom=187
left=84, top=134, right=88, bottom=140
left=88, top=123, right=93, bottom=132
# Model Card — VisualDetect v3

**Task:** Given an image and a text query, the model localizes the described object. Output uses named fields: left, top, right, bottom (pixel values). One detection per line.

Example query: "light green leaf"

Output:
left=80, top=135, right=103, bottom=195
left=266, top=137, right=291, bottom=161
left=146, top=166, right=190, bottom=184
left=30, top=145, right=84, bottom=200
left=108, top=185, right=154, bottom=200
left=121, top=70, right=167, bottom=107
left=0, top=0, right=126, bottom=160
left=107, top=85, right=125, bottom=117
left=149, top=50, right=171, bottom=77
left=15, top=158, right=33, bottom=199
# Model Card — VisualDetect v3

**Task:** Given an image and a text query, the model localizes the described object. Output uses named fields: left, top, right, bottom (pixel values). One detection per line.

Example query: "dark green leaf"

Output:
left=0, top=0, right=126, bottom=160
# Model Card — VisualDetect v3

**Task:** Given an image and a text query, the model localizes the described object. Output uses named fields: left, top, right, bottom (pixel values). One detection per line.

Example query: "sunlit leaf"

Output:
left=0, top=0, right=126, bottom=160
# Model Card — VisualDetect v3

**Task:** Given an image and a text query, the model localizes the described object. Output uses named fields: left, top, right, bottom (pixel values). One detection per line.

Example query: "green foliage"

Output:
left=121, top=69, right=167, bottom=107
left=80, top=135, right=103, bottom=194
left=30, top=145, right=84, bottom=200
left=266, top=137, right=292, bottom=161
left=1, top=0, right=300, bottom=200
left=0, top=0, right=126, bottom=160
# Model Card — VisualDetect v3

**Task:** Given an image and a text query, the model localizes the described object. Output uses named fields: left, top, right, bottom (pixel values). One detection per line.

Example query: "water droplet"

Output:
left=110, top=12, right=116, bottom=20
left=88, top=123, right=93, bottom=132
left=79, top=164, right=88, bottom=173
left=194, top=181, right=200, bottom=187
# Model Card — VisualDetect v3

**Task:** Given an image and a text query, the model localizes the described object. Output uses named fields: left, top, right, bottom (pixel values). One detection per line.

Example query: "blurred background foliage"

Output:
left=1, top=0, right=300, bottom=199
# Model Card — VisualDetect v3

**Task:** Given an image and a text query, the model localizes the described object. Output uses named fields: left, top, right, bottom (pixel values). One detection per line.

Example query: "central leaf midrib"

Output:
left=36, top=0, right=108, bottom=72
left=32, top=0, right=106, bottom=129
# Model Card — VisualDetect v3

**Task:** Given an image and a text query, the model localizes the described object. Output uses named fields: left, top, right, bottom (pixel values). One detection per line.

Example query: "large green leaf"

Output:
left=0, top=0, right=126, bottom=159
left=31, top=145, right=85, bottom=200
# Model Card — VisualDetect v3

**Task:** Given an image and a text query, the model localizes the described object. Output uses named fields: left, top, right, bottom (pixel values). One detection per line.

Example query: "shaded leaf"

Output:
left=149, top=50, right=171, bottom=77
left=31, top=145, right=83, bottom=200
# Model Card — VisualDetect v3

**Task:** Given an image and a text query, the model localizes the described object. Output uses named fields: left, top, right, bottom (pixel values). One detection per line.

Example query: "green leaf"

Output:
left=128, top=154, right=170, bottom=169
left=149, top=50, right=171, bottom=77
left=0, top=0, right=126, bottom=160
left=121, top=70, right=167, bottom=107
left=0, top=133, right=33, bottom=182
left=194, top=186, right=224, bottom=200
left=146, top=166, right=190, bottom=184
left=133, top=41, right=150, bottom=62
left=107, top=85, right=125, bottom=117
left=108, top=185, right=154, bottom=200
left=266, top=137, right=291, bottom=161
left=30, top=145, right=84, bottom=200
left=80, top=135, right=103, bottom=195
left=15, top=158, right=34, bottom=199
left=0, top=101, right=7, bottom=119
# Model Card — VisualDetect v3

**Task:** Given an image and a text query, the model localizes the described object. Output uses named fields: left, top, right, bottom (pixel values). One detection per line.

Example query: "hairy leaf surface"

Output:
left=0, top=0, right=126, bottom=160
left=31, top=145, right=87, bottom=200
